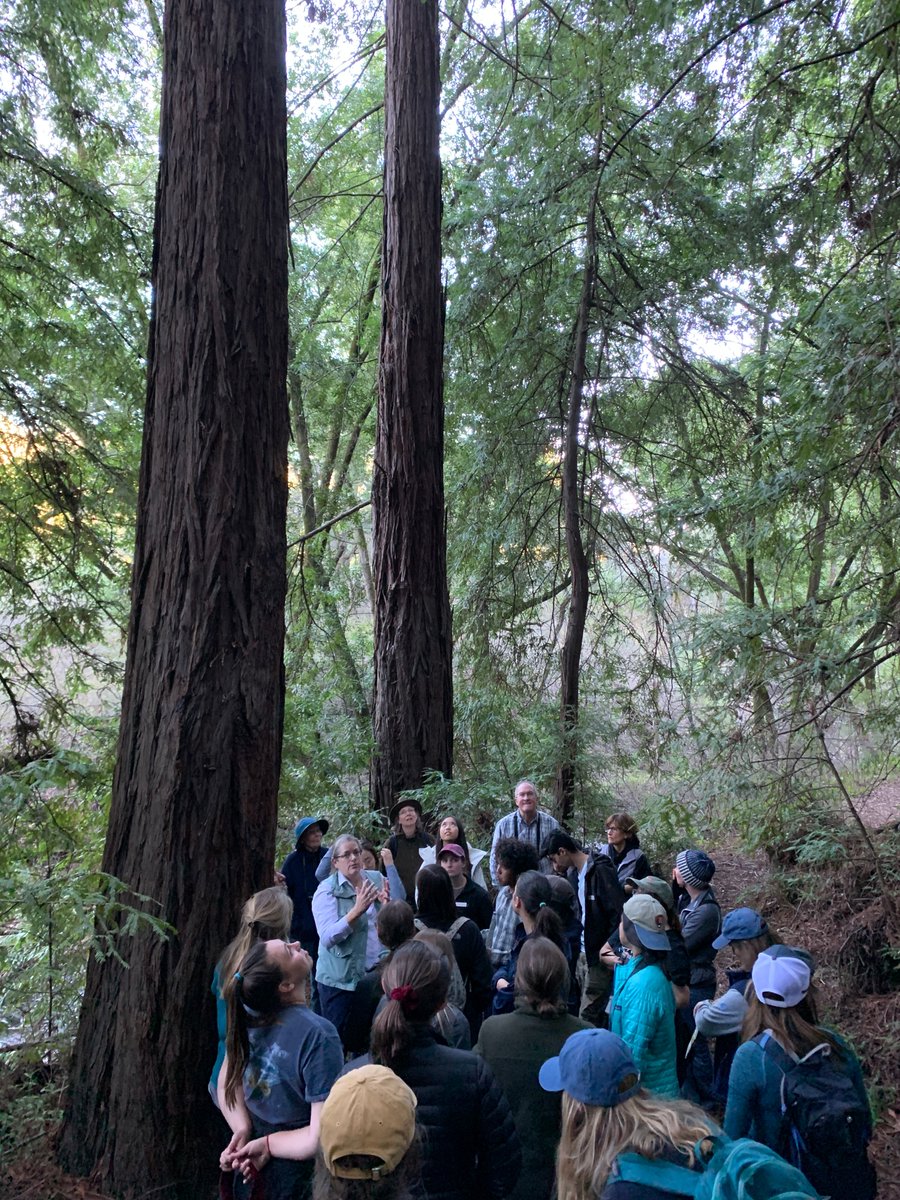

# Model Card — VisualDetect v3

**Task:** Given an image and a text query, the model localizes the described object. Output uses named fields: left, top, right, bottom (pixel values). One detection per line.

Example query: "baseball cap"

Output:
left=539, top=1029, right=641, bottom=1106
left=320, top=1065, right=417, bottom=1179
left=626, top=876, right=674, bottom=911
left=623, top=894, right=670, bottom=951
left=437, top=843, right=466, bottom=859
left=713, top=907, right=768, bottom=950
left=751, top=953, right=811, bottom=1008
left=760, top=943, right=816, bottom=972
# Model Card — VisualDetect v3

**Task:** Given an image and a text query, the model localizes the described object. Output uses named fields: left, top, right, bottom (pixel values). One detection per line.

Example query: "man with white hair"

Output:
left=489, top=780, right=559, bottom=885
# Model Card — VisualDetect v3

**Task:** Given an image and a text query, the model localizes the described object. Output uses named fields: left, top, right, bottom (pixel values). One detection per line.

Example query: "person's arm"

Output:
left=680, top=903, right=719, bottom=954
left=315, top=847, right=333, bottom=883
left=380, top=849, right=407, bottom=901
left=723, top=1044, right=757, bottom=1139
left=234, top=1102, right=324, bottom=1176
left=216, top=1054, right=252, bottom=1170
left=694, top=988, right=749, bottom=1038
left=313, top=878, right=379, bottom=947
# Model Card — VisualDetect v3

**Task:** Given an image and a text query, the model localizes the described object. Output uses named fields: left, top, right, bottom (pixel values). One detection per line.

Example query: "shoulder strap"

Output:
left=447, top=916, right=468, bottom=938
left=614, top=1152, right=700, bottom=1197
left=513, top=812, right=518, bottom=839
left=413, top=918, right=426, bottom=931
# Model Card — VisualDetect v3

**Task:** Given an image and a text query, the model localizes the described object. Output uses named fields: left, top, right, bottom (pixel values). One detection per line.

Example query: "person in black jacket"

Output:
left=672, top=848, right=721, bottom=1104
left=438, top=843, right=493, bottom=929
left=414, top=864, right=493, bottom=1039
left=385, top=798, right=434, bottom=904
left=350, top=940, right=522, bottom=1200
left=544, top=831, right=624, bottom=1027
left=280, top=816, right=330, bottom=961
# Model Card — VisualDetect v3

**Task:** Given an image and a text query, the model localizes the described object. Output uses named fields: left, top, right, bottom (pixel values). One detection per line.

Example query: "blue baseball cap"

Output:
left=294, top=816, right=329, bottom=840
left=539, top=1029, right=641, bottom=1107
left=713, top=907, right=768, bottom=950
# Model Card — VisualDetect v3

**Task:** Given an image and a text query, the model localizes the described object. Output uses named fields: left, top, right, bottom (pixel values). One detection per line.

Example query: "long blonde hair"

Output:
left=556, top=1089, right=713, bottom=1200
left=217, top=886, right=292, bottom=984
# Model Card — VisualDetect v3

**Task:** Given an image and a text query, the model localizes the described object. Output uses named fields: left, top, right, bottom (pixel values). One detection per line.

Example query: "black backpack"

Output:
left=756, top=1032, right=876, bottom=1200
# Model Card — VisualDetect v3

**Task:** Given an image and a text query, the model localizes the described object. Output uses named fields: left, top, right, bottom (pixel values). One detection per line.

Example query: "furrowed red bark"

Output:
left=372, top=0, right=453, bottom=812
left=57, top=3, right=289, bottom=1196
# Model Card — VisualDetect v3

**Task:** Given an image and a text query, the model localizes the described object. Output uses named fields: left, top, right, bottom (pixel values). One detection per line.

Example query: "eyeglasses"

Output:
left=334, top=850, right=361, bottom=860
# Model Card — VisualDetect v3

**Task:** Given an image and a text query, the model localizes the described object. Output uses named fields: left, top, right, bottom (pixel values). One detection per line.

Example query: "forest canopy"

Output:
left=1, top=0, right=898, bottom=1065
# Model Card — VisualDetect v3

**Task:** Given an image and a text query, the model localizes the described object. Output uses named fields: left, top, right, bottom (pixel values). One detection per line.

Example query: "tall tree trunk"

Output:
left=554, top=172, right=599, bottom=824
left=372, top=0, right=452, bottom=813
left=57, top=3, right=289, bottom=1196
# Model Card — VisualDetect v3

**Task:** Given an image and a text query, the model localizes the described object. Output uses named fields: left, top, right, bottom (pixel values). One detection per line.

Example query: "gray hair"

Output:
left=330, top=832, right=361, bottom=870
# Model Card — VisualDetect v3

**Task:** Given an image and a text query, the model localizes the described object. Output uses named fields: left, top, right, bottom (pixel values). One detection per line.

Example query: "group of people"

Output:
left=208, top=782, right=876, bottom=1199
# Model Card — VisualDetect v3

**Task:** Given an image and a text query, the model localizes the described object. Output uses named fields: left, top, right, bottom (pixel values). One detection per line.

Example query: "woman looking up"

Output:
left=419, top=814, right=488, bottom=889
left=219, top=939, right=343, bottom=1199
left=210, top=886, right=293, bottom=1108
left=312, top=833, right=388, bottom=1041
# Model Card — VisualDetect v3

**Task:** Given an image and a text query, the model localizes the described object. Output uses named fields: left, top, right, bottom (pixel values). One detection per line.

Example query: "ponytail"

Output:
left=222, top=941, right=283, bottom=1107
left=516, top=871, right=565, bottom=953
left=371, top=942, right=449, bottom=1070
left=217, top=886, right=292, bottom=987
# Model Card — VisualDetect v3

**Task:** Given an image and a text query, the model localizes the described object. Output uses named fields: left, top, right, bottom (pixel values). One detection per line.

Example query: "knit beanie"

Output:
left=676, top=849, right=715, bottom=889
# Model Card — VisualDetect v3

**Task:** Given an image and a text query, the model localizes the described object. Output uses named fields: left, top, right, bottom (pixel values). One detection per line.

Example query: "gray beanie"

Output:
left=676, top=849, right=715, bottom=889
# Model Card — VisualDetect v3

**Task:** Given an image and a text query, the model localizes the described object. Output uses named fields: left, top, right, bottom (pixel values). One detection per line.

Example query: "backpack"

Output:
left=756, top=1032, right=876, bottom=1200
left=613, top=1134, right=820, bottom=1199
left=414, top=916, right=468, bottom=1011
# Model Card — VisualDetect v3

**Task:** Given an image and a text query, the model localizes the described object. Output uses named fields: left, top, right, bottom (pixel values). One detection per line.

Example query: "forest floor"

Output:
left=3, top=798, right=899, bottom=1200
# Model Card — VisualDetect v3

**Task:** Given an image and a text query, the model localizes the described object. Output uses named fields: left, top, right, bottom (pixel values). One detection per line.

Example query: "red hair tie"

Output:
left=389, top=984, right=418, bottom=1013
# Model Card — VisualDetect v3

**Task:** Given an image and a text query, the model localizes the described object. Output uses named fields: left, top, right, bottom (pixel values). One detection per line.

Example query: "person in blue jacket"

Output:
left=725, top=945, right=874, bottom=1200
left=609, top=894, right=678, bottom=1098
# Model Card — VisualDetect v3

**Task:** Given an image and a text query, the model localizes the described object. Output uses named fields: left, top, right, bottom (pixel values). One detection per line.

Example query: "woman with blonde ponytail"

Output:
left=352, top=940, right=521, bottom=1200
left=474, top=939, right=591, bottom=1200
left=209, top=887, right=293, bottom=1107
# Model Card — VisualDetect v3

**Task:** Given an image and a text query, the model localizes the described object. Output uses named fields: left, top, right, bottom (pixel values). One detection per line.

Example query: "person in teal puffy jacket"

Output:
left=609, top=894, right=678, bottom=1098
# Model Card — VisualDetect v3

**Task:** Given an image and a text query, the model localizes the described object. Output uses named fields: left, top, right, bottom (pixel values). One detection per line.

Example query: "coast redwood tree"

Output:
left=372, top=0, right=453, bottom=811
left=57, top=2, right=290, bottom=1196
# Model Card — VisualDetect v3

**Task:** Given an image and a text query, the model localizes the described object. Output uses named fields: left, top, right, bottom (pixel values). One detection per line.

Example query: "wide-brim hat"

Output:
left=389, top=797, right=423, bottom=824
left=294, top=816, right=329, bottom=840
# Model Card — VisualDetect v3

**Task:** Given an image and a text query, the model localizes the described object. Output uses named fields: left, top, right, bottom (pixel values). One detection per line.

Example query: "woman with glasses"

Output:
left=312, top=833, right=389, bottom=1042
left=598, top=813, right=651, bottom=890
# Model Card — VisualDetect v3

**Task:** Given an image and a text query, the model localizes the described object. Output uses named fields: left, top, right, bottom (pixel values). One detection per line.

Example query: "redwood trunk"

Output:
left=372, top=0, right=452, bottom=812
left=57, top=3, right=289, bottom=1196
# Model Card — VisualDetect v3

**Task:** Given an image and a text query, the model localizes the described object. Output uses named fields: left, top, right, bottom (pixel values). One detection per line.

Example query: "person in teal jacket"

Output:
left=609, top=894, right=678, bottom=1098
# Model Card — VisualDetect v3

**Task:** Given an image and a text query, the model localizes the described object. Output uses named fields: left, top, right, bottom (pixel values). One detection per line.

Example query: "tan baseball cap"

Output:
left=320, top=1065, right=417, bottom=1180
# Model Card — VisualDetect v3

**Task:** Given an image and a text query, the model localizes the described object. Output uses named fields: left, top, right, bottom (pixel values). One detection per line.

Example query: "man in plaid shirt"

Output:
left=488, top=780, right=560, bottom=885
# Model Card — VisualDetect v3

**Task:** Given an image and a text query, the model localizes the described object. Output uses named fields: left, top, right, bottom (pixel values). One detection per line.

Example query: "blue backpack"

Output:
left=613, top=1134, right=820, bottom=1199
